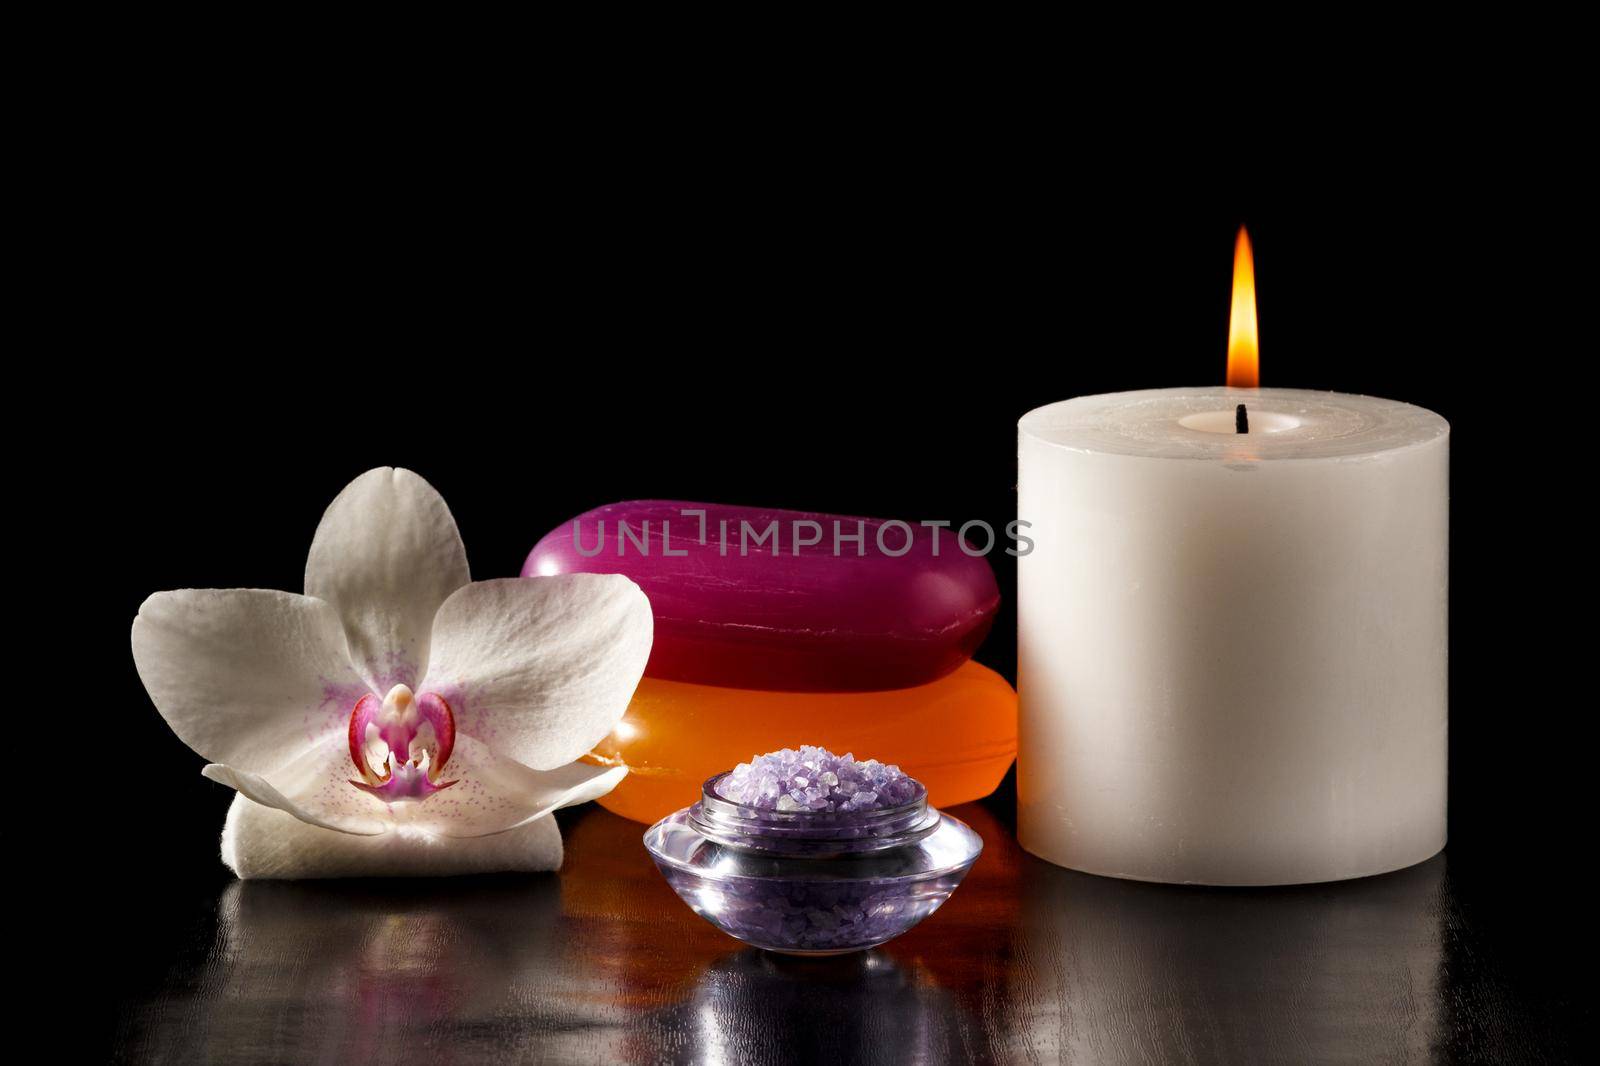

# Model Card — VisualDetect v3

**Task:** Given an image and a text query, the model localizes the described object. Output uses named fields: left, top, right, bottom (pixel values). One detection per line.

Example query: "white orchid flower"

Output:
left=131, top=468, right=652, bottom=878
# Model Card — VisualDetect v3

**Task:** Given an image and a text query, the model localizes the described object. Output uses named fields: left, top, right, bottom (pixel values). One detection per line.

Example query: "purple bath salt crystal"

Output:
left=645, top=747, right=984, bottom=955
left=691, top=878, right=922, bottom=952
left=716, top=746, right=921, bottom=812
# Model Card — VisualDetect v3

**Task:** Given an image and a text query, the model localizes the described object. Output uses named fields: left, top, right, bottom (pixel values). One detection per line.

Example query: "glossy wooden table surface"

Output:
left=111, top=787, right=1577, bottom=1064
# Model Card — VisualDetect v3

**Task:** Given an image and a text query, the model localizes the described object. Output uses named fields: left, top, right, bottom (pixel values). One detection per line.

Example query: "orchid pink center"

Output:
left=347, top=684, right=458, bottom=802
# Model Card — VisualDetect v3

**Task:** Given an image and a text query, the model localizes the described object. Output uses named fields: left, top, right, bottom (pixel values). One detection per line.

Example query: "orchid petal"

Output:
left=393, top=738, right=627, bottom=838
left=132, top=589, right=366, bottom=774
left=202, top=735, right=391, bottom=835
left=220, top=795, right=564, bottom=879
left=420, top=575, right=652, bottom=770
left=204, top=764, right=387, bottom=836
left=304, top=468, right=469, bottom=691
left=205, top=731, right=622, bottom=840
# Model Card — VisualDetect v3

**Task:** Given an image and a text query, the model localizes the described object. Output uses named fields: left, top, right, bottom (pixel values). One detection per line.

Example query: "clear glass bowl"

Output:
left=643, top=772, right=983, bottom=955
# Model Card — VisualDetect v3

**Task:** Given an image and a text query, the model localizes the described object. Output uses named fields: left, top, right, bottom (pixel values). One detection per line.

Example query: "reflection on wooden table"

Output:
left=116, top=793, right=1554, bottom=1063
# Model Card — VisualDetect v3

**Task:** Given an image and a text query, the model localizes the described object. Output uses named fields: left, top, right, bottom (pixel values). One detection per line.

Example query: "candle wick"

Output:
left=1235, top=404, right=1249, bottom=434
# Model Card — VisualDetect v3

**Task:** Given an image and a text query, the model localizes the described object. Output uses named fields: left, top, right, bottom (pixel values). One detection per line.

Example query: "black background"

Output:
left=88, top=168, right=1579, bottom=871
left=50, top=117, right=1588, bottom=1053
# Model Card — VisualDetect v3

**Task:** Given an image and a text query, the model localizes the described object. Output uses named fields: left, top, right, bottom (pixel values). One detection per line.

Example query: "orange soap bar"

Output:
left=589, top=660, right=1017, bottom=825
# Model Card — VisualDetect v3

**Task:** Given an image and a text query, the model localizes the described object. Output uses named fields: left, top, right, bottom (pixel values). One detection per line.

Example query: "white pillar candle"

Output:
left=1017, top=387, right=1448, bottom=885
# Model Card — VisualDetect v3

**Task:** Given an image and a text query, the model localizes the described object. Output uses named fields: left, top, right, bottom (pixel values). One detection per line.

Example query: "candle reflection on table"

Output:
left=1000, top=851, right=1447, bottom=1061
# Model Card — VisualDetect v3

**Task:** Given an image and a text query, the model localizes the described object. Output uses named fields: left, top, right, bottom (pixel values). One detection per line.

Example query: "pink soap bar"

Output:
left=523, top=500, right=1000, bottom=691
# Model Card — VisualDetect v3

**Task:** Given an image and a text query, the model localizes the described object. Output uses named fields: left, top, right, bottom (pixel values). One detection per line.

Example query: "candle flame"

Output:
left=1226, top=226, right=1260, bottom=388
